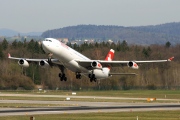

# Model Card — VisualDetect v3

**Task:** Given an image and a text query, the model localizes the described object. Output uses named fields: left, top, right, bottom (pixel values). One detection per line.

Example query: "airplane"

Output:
left=8, top=38, right=174, bottom=82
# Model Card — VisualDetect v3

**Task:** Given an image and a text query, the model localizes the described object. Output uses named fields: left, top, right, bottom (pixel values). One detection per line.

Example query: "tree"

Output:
left=12, top=40, right=17, bottom=48
left=34, top=41, right=40, bottom=53
left=27, top=39, right=35, bottom=51
left=17, top=41, right=23, bottom=48
left=23, top=38, right=27, bottom=47
left=27, top=39, right=36, bottom=57
left=165, top=41, right=171, bottom=48
left=95, top=42, right=99, bottom=48
left=121, top=40, right=129, bottom=52
left=73, top=43, right=78, bottom=51
left=1, top=38, right=8, bottom=50
left=142, top=47, right=151, bottom=58
left=0, top=45, right=4, bottom=59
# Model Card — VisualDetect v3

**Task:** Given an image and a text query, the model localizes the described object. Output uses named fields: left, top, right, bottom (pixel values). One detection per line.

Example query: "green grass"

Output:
left=0, top=103, right=73, bottom=108
left=0, top=111, right=180, bottom=120
left=1, top=90, right=180, bottom=99
left=1, top=90, right=180, bottom=102
left=0, top=96, right=179, bottom=104
left=0, top=90, right=180, bottom=98
left=75, top=90, right=180, bottom=99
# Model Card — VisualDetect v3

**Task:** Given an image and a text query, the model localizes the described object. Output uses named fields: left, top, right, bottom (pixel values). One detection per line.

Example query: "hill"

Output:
left=41, top=22, right=180, bottom=45
left=0, top=28, right=42, bottom=37
left=0, top=28, right=19, bottom=37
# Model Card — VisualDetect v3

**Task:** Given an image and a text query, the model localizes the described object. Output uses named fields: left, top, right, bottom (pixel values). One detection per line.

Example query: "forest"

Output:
left=0, top=38, right=180, bottom=90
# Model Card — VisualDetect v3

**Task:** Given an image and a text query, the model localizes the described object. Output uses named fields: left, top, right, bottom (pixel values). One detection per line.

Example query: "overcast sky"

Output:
left=0, top=0, right=180, bottom=32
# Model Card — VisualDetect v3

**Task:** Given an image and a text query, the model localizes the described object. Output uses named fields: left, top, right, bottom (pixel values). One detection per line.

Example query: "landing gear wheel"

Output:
left=89, top=74, right=96, bottom=82
left=76, top=73, right=82, bottom=79
left=59, top=73, right=62, bottom=78
left=58, top=65, right=67, bottom=82
left=59, top=73, right=67, bottom=81
left=88, top=74, right=91, bottom=78
left=64, top=77, right=67, bottom=81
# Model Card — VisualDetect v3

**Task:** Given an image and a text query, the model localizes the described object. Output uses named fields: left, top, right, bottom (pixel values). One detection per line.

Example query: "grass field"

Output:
left=1, top=90, right=180, bottom=100
left=1, top=90, right=180, bottom=98
left=0, top=111, right=180, bottom=120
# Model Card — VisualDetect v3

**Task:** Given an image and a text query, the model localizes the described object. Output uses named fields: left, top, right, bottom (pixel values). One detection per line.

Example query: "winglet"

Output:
left=8, top=53, right=11, bottom=58
left=168, top=56, right=174, bottom=61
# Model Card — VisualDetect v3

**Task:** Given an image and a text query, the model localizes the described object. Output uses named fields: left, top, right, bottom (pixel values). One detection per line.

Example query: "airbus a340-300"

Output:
left=8, top=38, right=174, bottom=82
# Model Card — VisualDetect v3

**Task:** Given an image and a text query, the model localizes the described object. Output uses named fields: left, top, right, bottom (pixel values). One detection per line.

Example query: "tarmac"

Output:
left=0, top=93, right=179, bottom=116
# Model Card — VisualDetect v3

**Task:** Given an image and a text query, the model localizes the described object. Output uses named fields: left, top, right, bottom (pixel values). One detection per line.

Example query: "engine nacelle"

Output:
left=127, top=61, right=139, bottom=69
left=18, top=59, right=29, bottom=67
left=39, top=60, right=49, bottom=68
left=91, top=61, right=102, bottom=69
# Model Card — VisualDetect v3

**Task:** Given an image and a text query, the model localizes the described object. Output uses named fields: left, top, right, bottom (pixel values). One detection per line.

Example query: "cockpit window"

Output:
left=44, top=39, right=52, bottom=42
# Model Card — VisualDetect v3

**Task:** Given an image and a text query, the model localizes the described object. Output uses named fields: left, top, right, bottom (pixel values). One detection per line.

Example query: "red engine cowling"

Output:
left=18, top=59, right=29, bottom=67
left=91, top=61, right=102, bottom=69
left=127, top=61, right=139, bottom=69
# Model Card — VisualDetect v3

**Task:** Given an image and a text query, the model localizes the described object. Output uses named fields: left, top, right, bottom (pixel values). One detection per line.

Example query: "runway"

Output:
left=0, top=93, right=180, bottom=116
left=0, top=100, right=180, bottom=116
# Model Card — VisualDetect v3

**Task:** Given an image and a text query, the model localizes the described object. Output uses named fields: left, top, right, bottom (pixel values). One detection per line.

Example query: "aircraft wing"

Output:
left=8, top=53, right=60, bottom=65
left=76, top=56, right=174, bottom=68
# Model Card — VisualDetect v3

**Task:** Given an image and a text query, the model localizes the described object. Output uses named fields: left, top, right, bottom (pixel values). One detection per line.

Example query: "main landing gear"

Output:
left=59, top=73, right=67, bottom=81
left=76, top=72, right=96, bottom=82
left=89, top=74, right=97, bottom=82
left=76, top=72, right=82, bottom=79
left=58, top=65, right=67, bottom=81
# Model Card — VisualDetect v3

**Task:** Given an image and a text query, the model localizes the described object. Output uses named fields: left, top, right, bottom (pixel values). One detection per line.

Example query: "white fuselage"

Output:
left=42, top=38, right=110, bottom=79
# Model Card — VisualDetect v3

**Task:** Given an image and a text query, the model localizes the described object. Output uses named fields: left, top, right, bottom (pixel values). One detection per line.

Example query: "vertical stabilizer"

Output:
left=104, top=49, right=115, bottom=72
left=105, top=49, right=115, bottom=61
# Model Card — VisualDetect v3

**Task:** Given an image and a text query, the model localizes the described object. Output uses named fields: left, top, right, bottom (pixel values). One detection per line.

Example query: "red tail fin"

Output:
left=105, top=49, right=115, bottom=61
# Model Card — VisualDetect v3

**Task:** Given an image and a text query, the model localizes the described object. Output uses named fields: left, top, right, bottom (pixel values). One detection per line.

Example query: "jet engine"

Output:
left=18, top=59, right=29, bottom=67
left=91, top=61, right=102, bottom=69
left=127, top=61, right=139, bottom=69
left=39, top=60, right=49, bottom=68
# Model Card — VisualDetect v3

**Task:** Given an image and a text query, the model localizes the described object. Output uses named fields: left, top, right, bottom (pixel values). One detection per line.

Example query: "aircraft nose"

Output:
left=42, top=41, right=49, bottom=52
left=42, top=41, right=45, bottom=48
left=42, top=41, right=49, bottom=47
